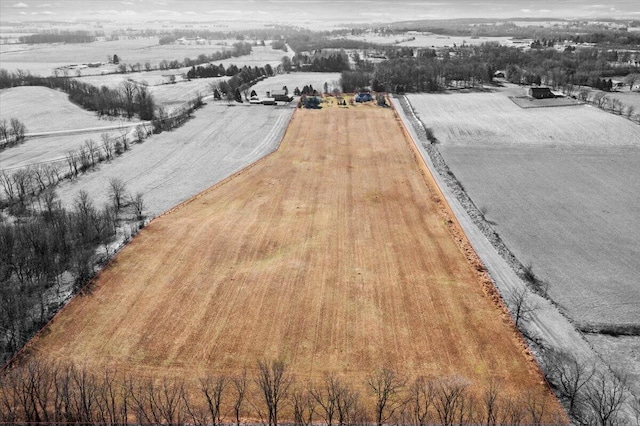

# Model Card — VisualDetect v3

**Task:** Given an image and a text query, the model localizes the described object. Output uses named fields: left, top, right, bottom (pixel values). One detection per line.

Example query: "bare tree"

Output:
left=507, top=286, right=538, bottom=328
left=309, top=373, right=340, bottom=425
left=255, top=359, right=293, bottom=426
left=482, top=377, right=502, bottom=425
left=501, top=394, right=526, bottom=425
left=584, top=371, right=628, bottom=426
left=101, top=133, right=114, bottom=160
left=12, top=168, right=32, bottom=202
left=433, top=376, right=470, bottom=426
left=108, top=178, right=127, bottom=212
left=9, top=118, right=26, bottom=143
left=84, top=139, right=99, bottom=167
left=366, top=368, right=406, bottom=426
left=545, top=348, right=596, bottom=417
left=77, top=146, right=91, bottom=171
left=130, top=192, right=145, bottom=220
left=0, top=119, right=9, bottom=144
left=1, top=170, right=17, bottom=201
left=291, top=385, right=316, bottom=426
left=408, top=375, right=435, bottom=425
left=66, top=151, right=79, bottom=177
left=232, top=370, right=247, bottom=426
left=200, top=374, right=227, bottom=426
left=335, top=381, right=360, bottom=425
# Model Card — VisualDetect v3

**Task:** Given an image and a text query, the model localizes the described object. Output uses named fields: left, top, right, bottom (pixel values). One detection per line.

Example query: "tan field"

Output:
left=22, top=102, right=563, bottom=420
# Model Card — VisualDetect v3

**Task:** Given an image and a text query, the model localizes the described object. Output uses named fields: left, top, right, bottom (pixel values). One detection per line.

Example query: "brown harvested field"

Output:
left=24, top=102, right=562, bottom=418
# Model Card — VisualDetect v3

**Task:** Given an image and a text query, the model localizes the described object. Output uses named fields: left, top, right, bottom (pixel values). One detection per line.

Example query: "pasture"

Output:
left=21, top=103, right=562, bottom=420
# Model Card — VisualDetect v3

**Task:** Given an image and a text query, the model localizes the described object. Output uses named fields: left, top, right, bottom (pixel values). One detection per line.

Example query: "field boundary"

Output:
left=388, top=96, right=546, bottom=378
left=152, top=107, right=295, bottom=222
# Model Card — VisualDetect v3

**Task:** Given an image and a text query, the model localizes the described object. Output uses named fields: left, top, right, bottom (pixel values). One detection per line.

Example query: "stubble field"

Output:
left=22, top=102, right=561, bottom=419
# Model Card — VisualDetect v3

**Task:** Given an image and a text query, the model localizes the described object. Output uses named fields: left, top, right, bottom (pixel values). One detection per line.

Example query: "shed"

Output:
left=528, top=87, right=554, bottom=99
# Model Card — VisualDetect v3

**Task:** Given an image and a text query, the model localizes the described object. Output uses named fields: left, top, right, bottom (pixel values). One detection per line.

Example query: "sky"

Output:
left=1, top=0, right=639, bottom=24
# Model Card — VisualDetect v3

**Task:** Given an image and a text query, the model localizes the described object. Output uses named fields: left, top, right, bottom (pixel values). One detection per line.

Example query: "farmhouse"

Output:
left=528, top=86, right=554, bottom=99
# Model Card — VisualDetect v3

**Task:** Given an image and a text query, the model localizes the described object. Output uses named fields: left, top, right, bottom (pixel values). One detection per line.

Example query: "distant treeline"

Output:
left=292, top=50, right=350, bottom=72
left=187, top=62, right=273, bottom=81
left=0, top=69, right=155, bottom=120
left=18, top=30, right=99, bottom=44
left=340, top=43, right=639, bottom=93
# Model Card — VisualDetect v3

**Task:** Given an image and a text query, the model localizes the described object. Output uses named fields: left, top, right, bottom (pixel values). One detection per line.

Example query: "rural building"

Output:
left=528, top=87, right=554, bottom=99
left=269, top=90, right=292, bottom=102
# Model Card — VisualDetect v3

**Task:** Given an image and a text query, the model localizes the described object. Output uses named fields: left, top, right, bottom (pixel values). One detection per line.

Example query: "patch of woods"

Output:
left=0, top=178, right=146, bottom=365
left=0, top=358, right=579, bottom=425
left=18, top=30, right=100, bottom=44
left=0, top=118, right=27, bottom=152
left=290, top=50, right=351, bottom=72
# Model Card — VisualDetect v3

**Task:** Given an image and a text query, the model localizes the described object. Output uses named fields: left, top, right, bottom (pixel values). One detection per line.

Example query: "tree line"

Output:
left=0, top=358, right=577, bottom=425
left=18, top=30, right=99, bottom=44
left=0, top=179, right=146, bottom=363
left=0, top=70, right=156, bottom=121
left=187, top=62, right=273, bottom=81
left=292, top=50, right=350, bottom=72
left=0, top=118, right=27, bottom=151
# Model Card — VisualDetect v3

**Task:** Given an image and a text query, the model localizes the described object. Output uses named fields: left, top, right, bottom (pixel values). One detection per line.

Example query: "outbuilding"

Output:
left=528, top=87, right=554, bottom=99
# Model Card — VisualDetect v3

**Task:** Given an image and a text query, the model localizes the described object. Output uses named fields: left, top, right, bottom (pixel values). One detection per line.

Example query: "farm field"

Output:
left=0, top=86, right=136, bottom=134
left=407, top=90, right=639, bottom=147
left=21, top=103, right=562, bottom=420
left=407, top=90, right=640, bottom=391
left=0, top=86, right=141, bottom=171
left=53, top=102, right=294, bottom=217
left=436, top=145, right=640, bottom=326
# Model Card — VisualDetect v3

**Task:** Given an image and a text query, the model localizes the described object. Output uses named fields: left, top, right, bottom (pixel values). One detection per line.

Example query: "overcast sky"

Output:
left=2, top=0, right=639, bottom=24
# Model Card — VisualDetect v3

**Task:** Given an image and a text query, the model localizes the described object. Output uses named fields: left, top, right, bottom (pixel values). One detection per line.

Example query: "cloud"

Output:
left=37, top=3, right=52, bottom=7
left=520, top=8, right=531, bottom=13
left=12, top=2, right=29, bottom=8
left=121, top=1, right=135, bottom=4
